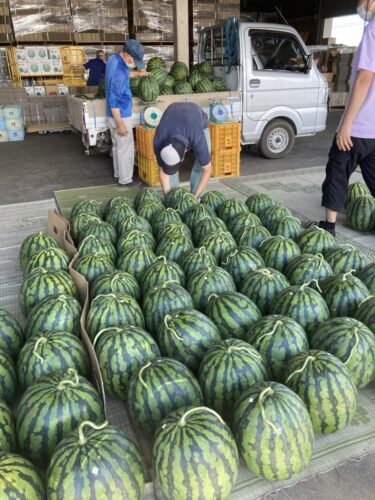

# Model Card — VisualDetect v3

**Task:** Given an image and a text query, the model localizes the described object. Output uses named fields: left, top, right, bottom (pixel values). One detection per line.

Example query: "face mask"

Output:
left=127, top=62, right=136, bottom=69
left=358, top=1, right=375, bottom=22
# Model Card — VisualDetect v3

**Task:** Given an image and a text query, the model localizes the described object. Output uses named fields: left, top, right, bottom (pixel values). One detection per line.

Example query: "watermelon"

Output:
left=147, top=56, right=166, bottom=72
left=156, top=308, right=221, bottom=373
left=232, top=382, right=314, bottom=480
left=195, top=78, right=215, bottom=93
left=198, top=339, right=268, bottom=420
left=17, top=331, right=89, bottom=391
left=200, top=190, right=226, bottom=213
left=267, top=216, right=302, bottom=240
left=200, top=231, right=237, bottom=263
left=119, top=214, right=152, bottom=235
left=105, top=204, right=136, bottom=231
left=284, top=350, right=357, bottom=434
left=87, top=293, right=144, bottom=341
left=141, top=256, right=185, bottom=296
left=104, top=196, right=134, bottom=216
left=245, top=193, right=275, bottom=216
left=90, top=271, right=141, bottom=302
left=128, top=358, right=203, bottom=434
left=227, top=212, right=261, bottom=242
left=187, top=266, right=236, bottom=311
left=310, top=317, right=375, bottom=388
left=198, top=62, right=214, bottom=77
left=24, top=247, right=70, bottom=277
left=117, top=247, right=157, bottom=281
left=284, top=253, right=333, bottom=287
left=138, top=76, right=159, bottom=102
left=220, top=246, right=264, bottom=288
left=134, top=188, right=162, bottom=211
left=296, top=226, right=336, bottom=255
left=0, top=308, right=23, bottom=359
left=70, top=214, right=102, bottom=244
left=20, top=231, right=60, bottom=272
left=346, top=195, right=375, bottom=231
left=19, top=268, right=79, bottom=317
left=183, top=204, right=216, bottom=230
left=177, top=246, right=217, bottom=278
left=137, top=201, right=165, bottom=223
left=156, top=222, right=192, bottom=244
left=357, top=262, right=375, bottom=294
left=16, top=369, right=104, bottom=463
left=320, top=272, right=370, bottom=317
left=164, top=187, right=187, bottom=208
left=218, top=199, right=249, bottom=226
left=354, top=296, right=375, bottom=334
left=158, top=83, right=174, bottom=95
left=258, top=236, right=301, bottom=273
left=73, top=253, right=115, bottom=284
left=189, top=70, right=202, bottom=90
left=142, top=282, right=194, bottom=335
left=151, top=68, right=168, bottom=85
left=130, top=76, right=141, bottom=96
left=174, top=81, right=193, bottom=94
left=78, top=235, right=117, bottom=263
left=212, top=76, right=227, bottom=91
left=70, top=199, right=102, bottom=220
left=0, top=401, right=15, bottom=452
left=163, top=75, right=175, bottom=87
left=152, top=406, right=238, bottom=499
left=206, top=292, right=261, bottom=340
left=47, top=420, right=145, bottom=500
left=260, top=205, right=292, bottom=229
left=93, top=326, right=160, bottom=399
left=0, top=348, right=16, bottom=403
left=117, top=229, right=156, bottom=254
left=156, top=233, right=194, bottom=262
left=324, top=244, right=368, bottom=275
left=79, top=219, right=117, bottom=246
left=240, top=268, right=290, bottom=315
left=270, top=283, right=330, bottom=335
left=345, top=181, right=370, bottom=208
left=238, top=225, right=271, bottom=249
left=193, top=217, right=227, bottom=246
left=246, top=315, right=309, bottom=380
left=174, top=192, right=200, bottom=216
left=170, top=61, right=189, bottom=81
left=0, top=453, right=45, bottom=498
left=151, top=208, right=182, bottom=236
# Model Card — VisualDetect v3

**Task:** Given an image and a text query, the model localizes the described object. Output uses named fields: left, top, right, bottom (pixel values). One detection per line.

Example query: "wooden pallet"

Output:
left=26, top=122, right=71, bottom=134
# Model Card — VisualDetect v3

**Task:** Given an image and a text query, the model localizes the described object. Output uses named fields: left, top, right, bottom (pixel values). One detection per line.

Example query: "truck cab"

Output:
left=198, top=22, right=328, bottom=158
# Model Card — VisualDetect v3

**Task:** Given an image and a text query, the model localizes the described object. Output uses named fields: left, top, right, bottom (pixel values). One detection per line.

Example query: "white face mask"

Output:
left=127, top=62, right=136, bottom=69
left=358, top=1, right=375, bottom=22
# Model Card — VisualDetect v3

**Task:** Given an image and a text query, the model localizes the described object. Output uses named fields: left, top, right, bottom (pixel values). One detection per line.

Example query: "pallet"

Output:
left=26, top=122, right=71, bottom=134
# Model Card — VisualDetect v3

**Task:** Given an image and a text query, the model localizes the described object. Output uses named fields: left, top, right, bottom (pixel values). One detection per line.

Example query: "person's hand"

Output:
left=117, top=123, right=128, bottom=136
left=138, top=70, right=151, bottom=77
left=336, top=124, right=353, bottom=152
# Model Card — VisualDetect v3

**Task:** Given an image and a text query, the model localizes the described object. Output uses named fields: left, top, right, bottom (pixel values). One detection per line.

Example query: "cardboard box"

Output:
left=16, top=48, right=26, bottom=62
left=45, top=84, right=58, bottom=96
left=34, top=85, right=46, bottom=96
left=57, top=84, right=69, bottom=96
left=24, top=86, right=35, bottom=96
left=18, top=62, right=29, bottom=75
left=48, top=47, right=61, bottom=61
left=28, top=61, right=42, bottom=74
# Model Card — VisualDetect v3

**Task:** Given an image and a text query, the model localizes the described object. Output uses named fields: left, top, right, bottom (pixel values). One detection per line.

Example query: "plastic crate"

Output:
left=137, top=154, right=160, bottom=187
left=7, top=129, right=25, bottom=142
left=209, top=122, right=241, bottom=151
left=211, top=149, right=240, bottom=178
left=136, top=125, right=156, bottom=160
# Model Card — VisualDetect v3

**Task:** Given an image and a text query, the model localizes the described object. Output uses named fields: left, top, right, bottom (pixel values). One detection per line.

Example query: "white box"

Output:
left=37, top=47, right=48, bottom=60
left=51, top=61, right=63, bottom=74
left=16, top=49, right=26, bottom=62
left=24, top=86, right=35, bottom=96
left=25, top=47, right=38, bottom=60
left=57, top=85, right=69, bottom=96
left=48, top=48, right=61, bottom=61
left=33, top=85, right=46, bottom=96
left=18, top=62, right=29, bottom=75
left=0, top=130, right=8, bottom=142
left=40, top=60, right=53, bottom=74
left=28, top=61, right=42, bottom=75
left=6, top=117, right=24, bottom=130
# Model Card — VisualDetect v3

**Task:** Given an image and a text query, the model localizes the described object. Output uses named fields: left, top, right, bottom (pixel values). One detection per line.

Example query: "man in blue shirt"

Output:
left=105, top=39, right=148, bottom=187
left=153, top=102, right=212, bottom=197
left=84, top=50, right=106, bottom=91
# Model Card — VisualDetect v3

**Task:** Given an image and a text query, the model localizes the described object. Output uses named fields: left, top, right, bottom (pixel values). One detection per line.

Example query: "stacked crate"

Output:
left=0, top=104, right=25, bottom=142
left=0, top=0, right=13, bottom=44
left=0, top=48, right=12, bottom=87
left=135, top=125, right=160, bottom=187
left=209, top=121, right=241, bottom=178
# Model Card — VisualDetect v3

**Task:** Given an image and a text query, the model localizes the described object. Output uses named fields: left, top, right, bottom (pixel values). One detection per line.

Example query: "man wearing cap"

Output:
left=105, top=40, right=148, bottom=187
left=154, top=102, right=212, bottom=198
left=84, top=50, right=106, bottom=94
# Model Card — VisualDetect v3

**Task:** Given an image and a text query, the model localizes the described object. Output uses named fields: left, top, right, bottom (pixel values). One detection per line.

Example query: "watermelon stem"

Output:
left=93, top=327, right=122, bottom=349
left=198, top=246, right=208, bottom=256
left=285, top=355, right=316, bottom=384
left=221, top=249, right=238, bottom=266
left=32, top=336, right=48, bottom=363
left=255, top=268, right=274, bottom=279
left=163, top=315, right=183, bottom=340
left=57, top=369, right=80, bottom=390
left=344, top=328, right=360, bottom=366
left=139, top=362, right=152, bottom=389
left=342, top=270, right=355, bottom=281
left=156, top=255, right=167, bottom=265
left=78, top=420, right=109, bottom=445
left=178, top=406, right=224, bottom=427
left=315, top=254, right=325, bottom=270
left=303, top=280, right=322, bottom=293
left=92, top=293, right=117, bottom=305
left=256, top=320, right=284, bottom=345
left=57, top=295, right=69, bottom=312
left=227, top=345, right=262, bottom=360
left=257, top=387, right=279, bottom=434
left=207, top=293, right=219, bottom=303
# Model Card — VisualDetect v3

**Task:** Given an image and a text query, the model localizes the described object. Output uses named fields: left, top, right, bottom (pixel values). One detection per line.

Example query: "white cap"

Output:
left=160, top=144, right=181, bottom=166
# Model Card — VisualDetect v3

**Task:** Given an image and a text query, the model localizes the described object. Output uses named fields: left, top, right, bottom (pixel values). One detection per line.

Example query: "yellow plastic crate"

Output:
left=137, top=154, right=160, bottom=187
left=209, top=122, right=241, bottom=152
left=136, top=126, right=156, bottom=160
left=211, top=149, right=240, bottom=178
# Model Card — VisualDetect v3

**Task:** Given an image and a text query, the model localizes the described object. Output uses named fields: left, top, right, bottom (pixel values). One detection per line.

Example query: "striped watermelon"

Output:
left=170, top=61, right=189, bottom=81
left=258, top=236, right=301, bottom=273
left=245, top=193, right=275, bottom=216
left=141, top=256, right=185, bottom=296
left=0, top=452, right=45, bottom=498
left=193, top=217, right=227, bottom=246
left=151, top=208, right=182, bottom=236
left=24, top=247, right=70, bottom=277
left=119, top=214, right=152, bottom=235
left=183, top=204, right=216, bottom=230
left=267, top=216, right=302, bottom=240
left=153, top=406, right=238, bottom=499
left=19, top=268, right=79, bottom=317
left=174, top=81, right=193, bottom=94
left=86, top=293, right=144, bottom=341
left=246, top=315, right=309, bottom=380
left=117, top=229, right=156, bottom=254
left=0, top=401, right=15, bottom=452
left=357, top=262, right=375, bottom=294
left=17, top=331, right=89, bottom=391
left=20, top=231, right=60, bottom=272
left=142, top=282, right=194, bottom=335
left=232, top=382, right=314, bottom=480
left=147, top=57, right=166, bottom=72
left=320, top=272, right=370, bottom=317
left=200, top=190, right=226, bottom=213
left=105, top=204, right=136, bottom=231
left=134, top=189, right=162, bottom=211
left=151, top=68, right=168, bottom=85
left=238, top=225, right=271, bottom=249
left=310, top=317, right=375, bottom=388
left=164, top=187, right=188, bottom=209
left=198, top=339, right=267, bottom=420
left=156, top=222, right=192, bottom=243
left=345, top=182, right=371, bottom=208
left=130, top=76, right=141, bottom=96
left=212, top=76, right=227, bottom=91
left=195, top=79, right=215, bottom=93
left=0, top=308, right=23, bottom=359
left=70, top=214, right=102, bottom=244
left=138, top=201, right=167, bottom=223
left=90, top=271, right=141, bottom=302
left=200, top=231, right=237, bottom=263
left=260, top=205, right=292, bottom=229
left=198, top=61, right=214, bottom=77
left=189, top=70, right=202, bottom=89
left=138, top=76, right=159, bottom=102
left=220, top=247, right=264, bottom=288
left=354, top=296, right=375, bottom=334
left=24, top=294, right=81, bottom=340
left=296, top=226, right=336, bottom=255
left=218, top=199, right=249, bottom=226
left=160, top=84, right=174, bottom=95
left=73, top=253, right=116, bottom=284
left=174, top=192, right=200, bottom=216
left=47, top=420, right=145, bottom=500
left=270, top=283, right=330, bottom=335
left=79, top=219, right=117, bottom=246
left=177, top=246, right=217, bottom=278
left=227, top=212, right=261, bottom=242
left=163, top=75, right=175, bottom=87
left=187, top=266, right=236, bottom=311
left=240, top=268, right=290, bottom=315
left=156, top=309, right=221, bottom=373
left=156, top=233, right=194, bottom=262
left=324, top=244, right=368, bottom=275
left=284, top=253, right=333, bottom=287
left=206, top=292, right=261, bottom=340
left=128, top=358, right=203, bottom=434
left=16, top=369, right=104, bottom=463
left=104, top=196, right=134, bottom=217
left=346, top=195, right=375, bottom=231
left=78, top=235, right=117, bottom=263
left=284, top=350, right=357, bottom=434
left=117, top=247, right=157, bottom=281
left=93, top=326, right=160, bottom=399
left=70, top=199, right=102, bottom=220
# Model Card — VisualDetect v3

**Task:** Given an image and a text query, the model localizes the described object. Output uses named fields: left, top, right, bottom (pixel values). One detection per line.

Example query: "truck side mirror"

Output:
left=305, top=54, right=313, bottom=74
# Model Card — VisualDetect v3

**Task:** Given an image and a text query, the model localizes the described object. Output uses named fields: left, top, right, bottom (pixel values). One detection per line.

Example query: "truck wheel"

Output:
left=259, top=120, right=295, bottom=159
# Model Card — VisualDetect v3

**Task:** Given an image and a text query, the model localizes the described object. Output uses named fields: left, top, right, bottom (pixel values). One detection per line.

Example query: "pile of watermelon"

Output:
left=2, top=185, right=375, bottom=498
left=136, top=57, right=227, bottom=102
left=346, top=181, right=375, bottom=232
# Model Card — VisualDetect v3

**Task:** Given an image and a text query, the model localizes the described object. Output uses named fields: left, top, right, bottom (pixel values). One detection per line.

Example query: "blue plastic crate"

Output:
left=0, top=117, right=6, bottom=131
left=7, top=129, right=25, bottom=142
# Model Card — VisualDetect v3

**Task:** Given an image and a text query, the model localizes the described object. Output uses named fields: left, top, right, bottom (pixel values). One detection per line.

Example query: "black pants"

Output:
left=322, top=136, right=375, bottom=212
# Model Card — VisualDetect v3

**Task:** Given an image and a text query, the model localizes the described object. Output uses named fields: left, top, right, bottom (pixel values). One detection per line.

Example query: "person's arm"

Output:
left=194, top=163, right=212, bottom=198
left=159, top=168, right=171, bottom=196
left=108, top=70, right=128, bottom=137
left=337, top=69, right=374, bottom=151
left=111, top=109, right=128, bottom=136
left=130, top=70, right=150, bottom=77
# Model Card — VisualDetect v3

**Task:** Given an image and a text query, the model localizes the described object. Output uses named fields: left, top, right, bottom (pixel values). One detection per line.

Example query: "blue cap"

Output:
left=123, top=39, right=145, bottom=70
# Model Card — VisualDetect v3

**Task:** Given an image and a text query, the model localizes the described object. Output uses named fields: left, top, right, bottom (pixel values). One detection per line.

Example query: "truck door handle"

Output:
left=249, top=79, right=261, bottom=88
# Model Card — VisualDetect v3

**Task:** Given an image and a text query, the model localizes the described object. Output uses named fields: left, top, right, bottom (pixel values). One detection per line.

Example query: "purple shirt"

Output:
left=351, top=19, right=375, bottom=138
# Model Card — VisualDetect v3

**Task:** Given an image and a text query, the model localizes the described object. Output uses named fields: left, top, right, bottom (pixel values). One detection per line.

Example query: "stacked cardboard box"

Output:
left=0, top=48, right=12, bottom=87
left=133, top=0, right=173, bottom=43
left=193, top=0, right=240, bottom=44
left=15, top=46, right=63, bottom=77
left=333, top=51, right=353, bottom=93
left=0, top=0, right=13, bottom=44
